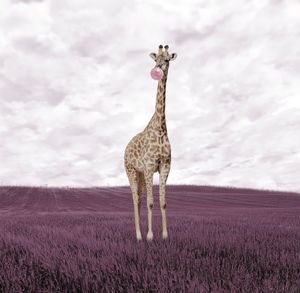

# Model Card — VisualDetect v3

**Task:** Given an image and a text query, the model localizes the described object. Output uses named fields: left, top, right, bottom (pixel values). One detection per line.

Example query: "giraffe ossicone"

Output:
left=124, top=44, right=177, bottom=241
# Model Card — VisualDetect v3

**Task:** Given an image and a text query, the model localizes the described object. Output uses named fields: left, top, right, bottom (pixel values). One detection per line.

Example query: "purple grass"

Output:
left=0, top=185, right=300, bottom=292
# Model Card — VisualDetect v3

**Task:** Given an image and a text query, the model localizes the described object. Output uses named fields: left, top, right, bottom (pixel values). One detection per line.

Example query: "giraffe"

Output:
left=124, top=44, right=177, bottom=241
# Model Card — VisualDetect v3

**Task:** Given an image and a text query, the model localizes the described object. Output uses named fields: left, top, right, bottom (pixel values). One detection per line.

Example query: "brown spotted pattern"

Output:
left=124, top=45, right=177, bottom=241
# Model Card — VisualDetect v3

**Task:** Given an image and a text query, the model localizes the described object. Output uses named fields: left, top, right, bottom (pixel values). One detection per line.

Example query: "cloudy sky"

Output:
left=0, top=0, right=300, bottom=191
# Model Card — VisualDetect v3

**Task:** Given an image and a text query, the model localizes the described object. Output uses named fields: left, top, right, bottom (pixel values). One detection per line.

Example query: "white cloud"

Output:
left=0, top=0, right=299, bottom=191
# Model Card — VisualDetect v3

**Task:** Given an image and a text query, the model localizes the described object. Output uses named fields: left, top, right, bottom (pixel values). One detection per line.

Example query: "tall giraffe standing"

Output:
left=124, top=45, right=177, bottom=241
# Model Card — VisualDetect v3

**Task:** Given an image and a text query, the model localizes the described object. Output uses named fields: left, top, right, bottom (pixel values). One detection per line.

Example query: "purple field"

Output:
left=0, top=185, right=300, bottom=293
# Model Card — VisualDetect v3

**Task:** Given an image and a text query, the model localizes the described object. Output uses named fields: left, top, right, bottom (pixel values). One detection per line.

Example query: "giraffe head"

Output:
left=150, top=45, right=177, bottom=79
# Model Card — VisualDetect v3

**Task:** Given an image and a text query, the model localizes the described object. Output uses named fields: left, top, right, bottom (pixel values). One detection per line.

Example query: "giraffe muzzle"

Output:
left=150, top=66, right=164, bottom=81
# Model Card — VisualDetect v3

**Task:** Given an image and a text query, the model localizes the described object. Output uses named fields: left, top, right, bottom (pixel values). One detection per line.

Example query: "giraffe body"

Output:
left=124, top=45, right=177, bottom=241
left=124, top=122, right=171, bottom=174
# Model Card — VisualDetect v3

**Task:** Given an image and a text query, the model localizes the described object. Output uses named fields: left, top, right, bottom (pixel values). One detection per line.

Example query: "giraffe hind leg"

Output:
left=144, top=171, right=154, bottom=241
left=136, top=172, right=145, bottom=226
left=137, top=172, right=146, bottom=198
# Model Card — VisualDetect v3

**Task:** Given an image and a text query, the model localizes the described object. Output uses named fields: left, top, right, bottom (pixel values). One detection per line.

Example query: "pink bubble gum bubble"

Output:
left=150, top=67, right=164, bottom=80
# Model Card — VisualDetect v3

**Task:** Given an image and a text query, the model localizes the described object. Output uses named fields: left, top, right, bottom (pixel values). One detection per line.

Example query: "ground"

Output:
left=0, top=185, right=300, bottom=292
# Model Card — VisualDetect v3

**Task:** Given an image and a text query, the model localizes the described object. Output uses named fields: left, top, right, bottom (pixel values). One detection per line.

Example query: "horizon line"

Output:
left=0, top=183, right=299, bottom=195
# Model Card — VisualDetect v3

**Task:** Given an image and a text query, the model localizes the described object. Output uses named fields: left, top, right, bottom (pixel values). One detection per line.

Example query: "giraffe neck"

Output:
left=154, top=66, right=169, bottom=131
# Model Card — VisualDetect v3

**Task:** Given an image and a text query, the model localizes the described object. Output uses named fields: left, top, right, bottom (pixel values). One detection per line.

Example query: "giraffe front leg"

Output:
left=126, top=165, right=142, bottom=241
left=133, top=196, right=142, bottom=241
left=159, top=163, right=170, bottom=239
left=144, top=171, right=154, bottom=241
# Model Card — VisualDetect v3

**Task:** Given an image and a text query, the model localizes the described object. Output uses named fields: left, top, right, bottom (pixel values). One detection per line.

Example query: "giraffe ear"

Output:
left=169, top=53, right=177, bottom=61
left=149, top=53, right=157, bottom=61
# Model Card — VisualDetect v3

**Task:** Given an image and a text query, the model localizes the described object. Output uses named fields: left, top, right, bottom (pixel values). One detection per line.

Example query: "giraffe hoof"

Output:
left=136, top=232, right=142, bottom=241
left=162, top=231, right=168, bottom=239
left=147, top=232, right=153, bottom=241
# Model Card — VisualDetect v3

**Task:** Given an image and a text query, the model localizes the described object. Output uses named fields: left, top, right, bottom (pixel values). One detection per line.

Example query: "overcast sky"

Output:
left=0, top=0, right=300, bottom=191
